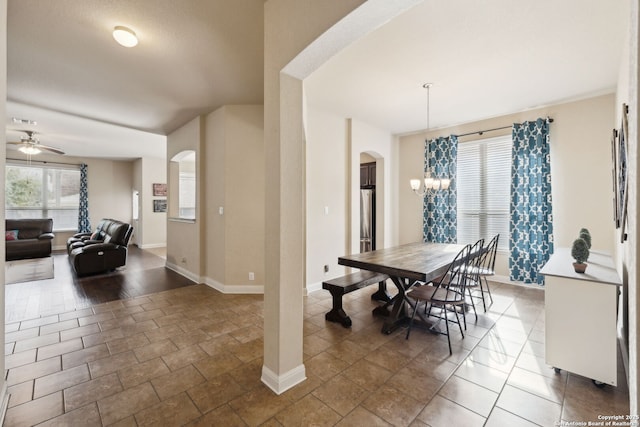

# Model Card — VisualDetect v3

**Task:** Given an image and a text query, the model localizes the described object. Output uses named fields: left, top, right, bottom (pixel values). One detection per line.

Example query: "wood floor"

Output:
left=5, top=246, right=196, bottom=323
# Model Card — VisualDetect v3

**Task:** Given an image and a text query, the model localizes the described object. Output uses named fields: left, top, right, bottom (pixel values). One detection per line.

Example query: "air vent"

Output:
left=12, top=117, right=37, bottom=125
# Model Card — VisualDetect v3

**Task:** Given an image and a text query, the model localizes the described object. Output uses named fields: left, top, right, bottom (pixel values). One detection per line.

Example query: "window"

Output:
left=457, top=135, right=511, bottom=251
left=5, top=163, right=81, bottom=231
left=169, top=150, right=196, bottom=220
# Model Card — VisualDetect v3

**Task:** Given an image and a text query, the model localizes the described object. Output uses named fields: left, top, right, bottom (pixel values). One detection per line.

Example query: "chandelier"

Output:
left=410, top=83, right=451, bottom=196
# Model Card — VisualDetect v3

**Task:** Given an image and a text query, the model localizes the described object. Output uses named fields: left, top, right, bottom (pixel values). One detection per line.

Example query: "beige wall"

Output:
left=617, top=0, right=638, bottom=413
left=305, top=107, right=350, bottom=289
left=166, top=116, right=203, bottom=282
left=0, top=0, right=7, bottom=413
left=137, top=157, right=167, bottom=248
left=204, top=108, right=226, bottom=285
left=304, top=110, right=399, bottom=292
left=224, top=106, right=265, bottom=288
left=349, top=118, right=398, bottom=252
left=398, top=94, right=617, bottom=278
left=203, top=105, right=265, bottom=291
left=132, top=159, right=142, bottom=246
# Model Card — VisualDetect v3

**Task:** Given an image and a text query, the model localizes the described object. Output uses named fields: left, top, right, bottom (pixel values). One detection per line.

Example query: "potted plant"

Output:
left=571, top=238, right=590, bottom=273
left=579, top=228, right=592, bottom=249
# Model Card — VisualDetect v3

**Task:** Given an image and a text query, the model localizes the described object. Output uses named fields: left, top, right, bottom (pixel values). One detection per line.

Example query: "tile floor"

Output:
left=3, top=280, right=630, bottom=426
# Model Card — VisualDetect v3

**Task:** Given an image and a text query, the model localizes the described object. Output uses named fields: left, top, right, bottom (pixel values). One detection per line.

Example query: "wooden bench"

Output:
left=323, top=271, right=390, bottom=327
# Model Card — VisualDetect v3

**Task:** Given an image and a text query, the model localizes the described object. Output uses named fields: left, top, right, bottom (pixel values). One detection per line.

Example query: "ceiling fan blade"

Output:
left=39, top=145, right=65, bottom=155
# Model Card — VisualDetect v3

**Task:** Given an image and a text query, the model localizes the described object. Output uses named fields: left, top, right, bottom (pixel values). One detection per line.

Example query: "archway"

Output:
left=262, top=0, right=422, bottom=394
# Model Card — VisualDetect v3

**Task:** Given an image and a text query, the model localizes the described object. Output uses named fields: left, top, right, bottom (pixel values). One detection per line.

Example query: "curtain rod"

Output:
left=451, top=117, right=555, bottom=139
left=6, top=157, right=81, bottom=168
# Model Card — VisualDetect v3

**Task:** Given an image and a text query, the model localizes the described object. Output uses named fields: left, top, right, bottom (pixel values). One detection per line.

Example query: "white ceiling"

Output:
left=6, top=0, right=629, bottom=160
left=6, top=0, right=264, bottom=160
left=306, top=0, right=629, bottom=134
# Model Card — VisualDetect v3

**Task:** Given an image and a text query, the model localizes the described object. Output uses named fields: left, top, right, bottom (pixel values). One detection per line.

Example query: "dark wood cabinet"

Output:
left=360, top=162, right=376, bottom=187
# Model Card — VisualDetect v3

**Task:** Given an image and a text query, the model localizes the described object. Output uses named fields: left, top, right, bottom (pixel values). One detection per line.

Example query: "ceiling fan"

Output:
left=8, top=130, right=65, bottom=155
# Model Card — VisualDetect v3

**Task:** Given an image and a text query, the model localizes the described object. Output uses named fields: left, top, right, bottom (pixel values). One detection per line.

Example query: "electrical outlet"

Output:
left=324, top=265, right=329, bottom=273
left=249, top=272, right=255, bottom=281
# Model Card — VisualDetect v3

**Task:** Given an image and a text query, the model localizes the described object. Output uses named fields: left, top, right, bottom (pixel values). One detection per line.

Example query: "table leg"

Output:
left=377, top=277, right=439, bottom=335
left=380, top=276, right=412, bottom=334
left=370, top=280, right=392, bottom=303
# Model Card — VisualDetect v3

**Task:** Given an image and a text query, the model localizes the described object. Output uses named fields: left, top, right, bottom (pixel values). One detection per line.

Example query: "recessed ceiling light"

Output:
left=113, top=26, right=138, bottom=48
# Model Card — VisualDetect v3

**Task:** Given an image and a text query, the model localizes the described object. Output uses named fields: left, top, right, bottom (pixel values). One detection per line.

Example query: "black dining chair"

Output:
left=454, top=238, right=484, bottom=321
left=476, top=234, right=499, bottom=311
left=405, top=244, right=472, bottom=355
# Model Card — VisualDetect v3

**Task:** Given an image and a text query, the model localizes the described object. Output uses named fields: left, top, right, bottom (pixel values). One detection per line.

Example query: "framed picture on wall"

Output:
left=611, top=128, right=619, bottom=227
left=618, top=103, right=629, bottom=243
left=153, top=183, right=167, bottom=197
left=153, top=199, right=167, bottom=213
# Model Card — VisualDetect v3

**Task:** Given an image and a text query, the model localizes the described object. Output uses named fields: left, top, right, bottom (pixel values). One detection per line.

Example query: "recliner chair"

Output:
left=68, top=219, right=133, bottom=276
left=66, top=219, right=109, bottom=254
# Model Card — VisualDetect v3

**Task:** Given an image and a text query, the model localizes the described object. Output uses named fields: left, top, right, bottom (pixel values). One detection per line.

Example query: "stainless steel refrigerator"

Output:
left=360, top=188, right=375, bottom=252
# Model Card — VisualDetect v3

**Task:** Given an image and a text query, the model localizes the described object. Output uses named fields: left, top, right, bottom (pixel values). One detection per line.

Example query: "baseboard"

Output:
left=165, top=262, right=201, bottom=284
left=203, top=277, right=264, bottom=294
left=490, top=274, right=544, bottom=289
left=53, top=244, right=66, bottom=251
left=0, top=381, right=9, bottom=426
left=305, top=281, right=323, bottom=295
left=138, top=243, right=166, bottom=249
left=163, top=267, right=264, bottom=294
left=261, top=363, right=306, bottom=395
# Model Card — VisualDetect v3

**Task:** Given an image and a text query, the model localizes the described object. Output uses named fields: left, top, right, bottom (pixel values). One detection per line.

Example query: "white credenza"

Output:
left=540, top=248, right=622, bottom=386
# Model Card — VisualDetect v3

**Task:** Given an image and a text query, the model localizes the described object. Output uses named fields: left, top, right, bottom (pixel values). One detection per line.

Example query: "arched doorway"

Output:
left=359, top=151, right=384, bottom=252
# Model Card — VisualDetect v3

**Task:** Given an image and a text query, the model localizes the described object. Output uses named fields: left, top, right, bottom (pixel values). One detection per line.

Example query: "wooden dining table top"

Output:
left=338, top=242, right=464, bottom=283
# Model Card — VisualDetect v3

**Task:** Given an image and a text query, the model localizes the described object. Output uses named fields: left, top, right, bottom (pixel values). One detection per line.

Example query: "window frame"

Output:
left=5, top=161, right=82, bottom=232
left=456, top=134, right=511, bottom=252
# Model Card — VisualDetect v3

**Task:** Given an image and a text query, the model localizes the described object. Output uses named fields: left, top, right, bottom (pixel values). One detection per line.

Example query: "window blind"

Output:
left=457, top=135, right=511, bottom=251
left=5, top=162, right=81, bottom=231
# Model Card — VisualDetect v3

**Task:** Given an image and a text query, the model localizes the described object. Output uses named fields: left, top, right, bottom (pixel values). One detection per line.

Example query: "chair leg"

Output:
left=453, top=303, right=464, bottom=338
left=466, top=287, right=478, bottom=321
left=461, top=303, right=467, bottom=330
left=478, top=279, right=488, bottom=312
left=406, top=300, right=420, bottom=340
left=482, top=276, right=494, bottom=305
left=444, top=305, right=452, bottom=355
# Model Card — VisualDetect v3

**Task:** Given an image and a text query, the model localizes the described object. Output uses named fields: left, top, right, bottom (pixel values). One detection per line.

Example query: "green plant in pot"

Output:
left=579, top=228, right=592, bottom=251
left=571, top=238, right=590, bottom=273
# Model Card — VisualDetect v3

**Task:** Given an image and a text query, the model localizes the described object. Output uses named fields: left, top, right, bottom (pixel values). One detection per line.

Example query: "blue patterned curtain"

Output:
left=78, top=163, right=91, bottom=233
left=509, top=118, right=553, bottom=285
left=423, top=135, right=458, bottom=243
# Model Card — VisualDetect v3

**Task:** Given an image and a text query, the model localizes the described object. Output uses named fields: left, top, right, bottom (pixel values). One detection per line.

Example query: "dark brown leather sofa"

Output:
left=68, top=218, right=133, bottom=276
left=5, top=218, right=54, bottom=261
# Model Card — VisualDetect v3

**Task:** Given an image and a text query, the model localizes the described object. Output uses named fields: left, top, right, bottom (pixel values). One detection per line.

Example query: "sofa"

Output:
left=5, top=218, right=55, bottom=261
left=67, top=218, right=133, bottom=276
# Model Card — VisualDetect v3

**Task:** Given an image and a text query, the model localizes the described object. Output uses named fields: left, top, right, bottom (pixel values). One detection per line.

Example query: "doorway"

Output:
left=132, top=190, right=139, bottom=246
left=359, top=152, right=382, bottom=253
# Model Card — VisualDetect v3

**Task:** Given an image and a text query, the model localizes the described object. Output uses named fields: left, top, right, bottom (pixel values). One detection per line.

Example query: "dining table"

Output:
left=338, top=241, right=464, bottom=334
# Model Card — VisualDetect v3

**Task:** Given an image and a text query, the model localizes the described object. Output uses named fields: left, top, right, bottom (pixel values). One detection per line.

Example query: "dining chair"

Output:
left=405, top=244, right=472, bottom=355
left=456, top=238, right=484, bottom=321
left=476, top=234, right=499, bottom=310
